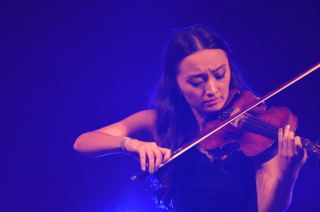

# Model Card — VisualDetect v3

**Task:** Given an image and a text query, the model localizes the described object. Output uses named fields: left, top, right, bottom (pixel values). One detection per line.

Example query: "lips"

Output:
left=204, top=97, right=221, bottom=106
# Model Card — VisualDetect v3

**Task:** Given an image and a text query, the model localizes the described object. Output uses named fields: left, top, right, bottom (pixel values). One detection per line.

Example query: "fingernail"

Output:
left=285, top=125, right=290, bottom=129
left=279, top=128, right=282, bottom=132
left=142, top=167, right=146, bottom=171
left=150, top=169, right=154, bottom=174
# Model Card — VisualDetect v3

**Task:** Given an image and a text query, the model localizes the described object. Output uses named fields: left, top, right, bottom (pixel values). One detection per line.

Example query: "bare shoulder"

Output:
left=96, top=110, right=157, bottom=138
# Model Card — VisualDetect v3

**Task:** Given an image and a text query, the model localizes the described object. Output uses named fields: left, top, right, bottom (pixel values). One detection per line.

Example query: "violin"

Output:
left=199, top=88, right=317, bottom=163
left=131, top=61, right=320, bottom=181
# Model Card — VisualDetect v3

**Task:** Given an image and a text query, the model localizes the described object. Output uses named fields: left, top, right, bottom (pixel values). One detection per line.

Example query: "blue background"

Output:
left=1, top=0, right=320, bottom=211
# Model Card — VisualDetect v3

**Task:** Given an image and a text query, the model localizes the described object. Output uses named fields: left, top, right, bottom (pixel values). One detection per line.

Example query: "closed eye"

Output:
left=215, top=71, right=226, bottom=80
left=191, top=81, right=203, bottom=87
left=213, top=67, right=226, bottom=80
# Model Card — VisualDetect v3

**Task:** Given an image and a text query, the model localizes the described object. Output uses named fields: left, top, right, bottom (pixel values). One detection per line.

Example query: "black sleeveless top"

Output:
left=170, top=148, right=258, bottom=212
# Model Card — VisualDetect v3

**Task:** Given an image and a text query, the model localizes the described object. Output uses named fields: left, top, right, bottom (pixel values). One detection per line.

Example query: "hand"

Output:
left=277, top=125, right=307, bottom=182
left=124, top=139, right=171, bottom=174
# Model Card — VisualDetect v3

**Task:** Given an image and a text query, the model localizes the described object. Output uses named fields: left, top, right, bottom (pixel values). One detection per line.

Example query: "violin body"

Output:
left=200, top=89, right=298, bottom=161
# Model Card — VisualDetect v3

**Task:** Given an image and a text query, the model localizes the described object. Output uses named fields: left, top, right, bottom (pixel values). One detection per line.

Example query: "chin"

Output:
left=204, top=107, right=222, bottom=114
left=206, top=103, right=224, bottom=112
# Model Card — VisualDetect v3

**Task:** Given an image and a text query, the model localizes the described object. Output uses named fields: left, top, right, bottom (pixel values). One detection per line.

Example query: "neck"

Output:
left=190, top=108, right=207, bottom=132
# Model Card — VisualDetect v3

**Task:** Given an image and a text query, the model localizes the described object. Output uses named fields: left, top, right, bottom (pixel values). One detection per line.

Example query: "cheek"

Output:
left=223, top=74, right=231, bottom=98
left=222, top=70, right=231, bottom=87
left=182, top=88, right=203, bottom=104
left=224, top=78, right=231, bottom=90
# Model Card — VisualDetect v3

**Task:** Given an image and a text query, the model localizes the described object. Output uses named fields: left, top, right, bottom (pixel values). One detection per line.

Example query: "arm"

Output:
left=255, top=125, right=307, bottom=212
left=74, top=110, right=171, bottom=173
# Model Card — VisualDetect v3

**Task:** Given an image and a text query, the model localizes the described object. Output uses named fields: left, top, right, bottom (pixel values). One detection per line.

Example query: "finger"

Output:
left=146, top=148, right=155, bottom=174
left=283, top=125, right=290, bottom=156
left=160, top=148, right=171, bottom=164
left=139, top=149, right=146, bottom=172
left=153, top=147, right=163, bottom=172
left=294, top=136, right=308, bottom=166
left=149, top=143, right=162, bottom=172
left=283, top=125, right=290, bottom=141
left=278, top=128, right=284, bottom=152
left=287, top=131, right=295, bottom=157
left=294, top=135, right=303, bottom=155
left=302, top=148, right=308, bottom=163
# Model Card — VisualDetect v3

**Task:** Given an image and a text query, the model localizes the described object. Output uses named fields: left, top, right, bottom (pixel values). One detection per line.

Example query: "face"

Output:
left=176, top=49, right=231, bottom=119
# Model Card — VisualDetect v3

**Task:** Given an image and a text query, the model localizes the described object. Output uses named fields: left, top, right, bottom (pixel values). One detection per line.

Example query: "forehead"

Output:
left=178, top=49, right=229, bottom=76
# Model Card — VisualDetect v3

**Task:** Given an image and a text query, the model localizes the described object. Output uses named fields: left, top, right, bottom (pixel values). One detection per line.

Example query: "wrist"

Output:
left=120, top=137, right=137, bottom=153
left=120, top=137, right=129, bottom=153
left=122, top=137, right=140, bottom=153
left=277, top=170, right=298, bottom=186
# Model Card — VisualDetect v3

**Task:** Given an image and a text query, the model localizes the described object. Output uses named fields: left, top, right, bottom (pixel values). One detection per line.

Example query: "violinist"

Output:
left=74, top=25, right=307, bottom=212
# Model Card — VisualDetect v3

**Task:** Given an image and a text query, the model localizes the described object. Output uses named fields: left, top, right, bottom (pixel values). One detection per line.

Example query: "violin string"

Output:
left=242, top=114, right=315, bottom=148
left=241, top=114, right=320, bottom=153
left=244, top=115, right=320, bottom=153
left=244, top=119, right=278, bottom=134
left=238, top=114, right=320, bottom=154
left=301, top=138, right=320, bottom=154
left=244, top=113, right=288, bottom=133
left=304, top=142, right=320, bottom=153
left=243, top=113, right=295, bottom=133
left=242, top=116, right=320, bottom=154
left=242, top=114, right=279, bottom=135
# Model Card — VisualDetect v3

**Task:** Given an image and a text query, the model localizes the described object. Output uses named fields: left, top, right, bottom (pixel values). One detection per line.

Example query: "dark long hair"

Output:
left=150, top=25, right=248, bottom=210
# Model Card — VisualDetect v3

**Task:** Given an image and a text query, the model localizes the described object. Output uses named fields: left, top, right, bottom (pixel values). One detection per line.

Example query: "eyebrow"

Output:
left=185, top=64, right=226, bottom=80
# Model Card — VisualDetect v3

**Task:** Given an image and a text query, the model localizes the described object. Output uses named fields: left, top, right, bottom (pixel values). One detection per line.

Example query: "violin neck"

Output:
left=301, top=138, right=320, bottom=156
left=241, top=114, right=320, bottom=156
left=241, top=114, right=279, bottom=139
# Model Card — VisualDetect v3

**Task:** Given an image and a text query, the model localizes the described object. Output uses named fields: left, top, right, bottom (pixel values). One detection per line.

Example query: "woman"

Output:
left=74, top=25, right=307, bottom=211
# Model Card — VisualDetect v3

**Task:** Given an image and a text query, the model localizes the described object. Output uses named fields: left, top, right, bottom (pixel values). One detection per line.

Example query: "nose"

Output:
left=205, top=78, right=218, bottom=96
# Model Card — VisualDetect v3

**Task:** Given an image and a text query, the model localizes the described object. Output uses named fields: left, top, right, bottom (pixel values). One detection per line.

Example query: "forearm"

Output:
left=74, top=129, right=171, bottom=173
left=258, top=174, right=296, bottom=212
left=257, top=127, right=307, bottom=212
left=74, top=131, right=124, bottom=157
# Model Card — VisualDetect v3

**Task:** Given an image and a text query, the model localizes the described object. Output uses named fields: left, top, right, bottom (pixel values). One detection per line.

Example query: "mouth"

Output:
left=204, top=97, right=221, bottom=106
